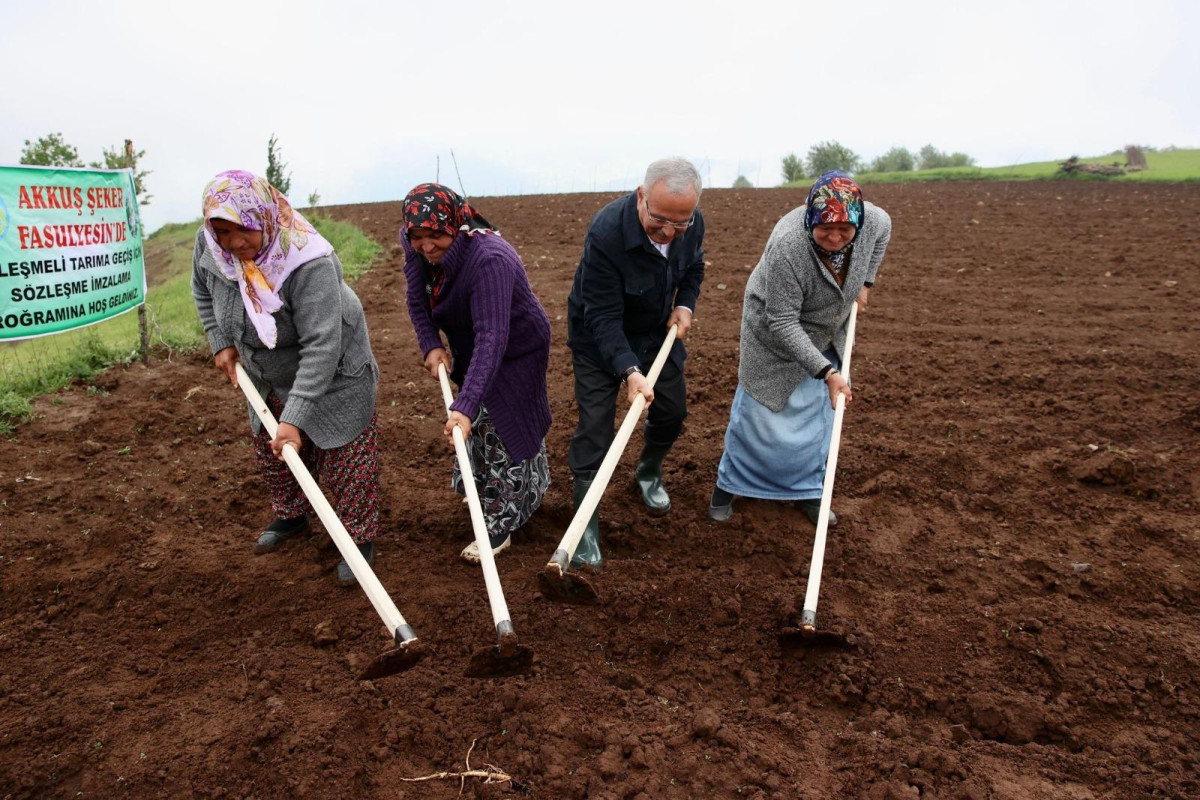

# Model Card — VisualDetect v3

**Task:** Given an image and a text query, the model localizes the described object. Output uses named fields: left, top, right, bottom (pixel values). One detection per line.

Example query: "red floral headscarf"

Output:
left=400, top=183, right=493, bottom=239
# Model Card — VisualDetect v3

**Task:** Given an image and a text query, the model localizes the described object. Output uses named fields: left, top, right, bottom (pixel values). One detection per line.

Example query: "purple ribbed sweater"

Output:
left=402, top=231, right=552, bottom=463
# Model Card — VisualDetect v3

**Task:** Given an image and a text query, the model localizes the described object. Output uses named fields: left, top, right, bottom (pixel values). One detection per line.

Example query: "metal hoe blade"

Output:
left=777, top=622, right=854, bottom=649
left=778, top=610, right=855, bottom=649
left=537, top=563, right=601, bottom=605
left=465, top=631, right=534, bottom=679
left=358, top=639, right=426, bottom=680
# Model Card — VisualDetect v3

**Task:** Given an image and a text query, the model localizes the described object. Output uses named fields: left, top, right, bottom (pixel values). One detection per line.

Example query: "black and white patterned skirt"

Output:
left=451, top=405, right=550, bottom=539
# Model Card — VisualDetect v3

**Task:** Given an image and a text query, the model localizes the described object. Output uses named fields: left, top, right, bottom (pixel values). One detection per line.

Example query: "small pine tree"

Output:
left=732, top=175, right=753, bottom=189
left=266, top=134, right=291, bottom=195
left=307, top=189, right=321, bottom=207
left=90, top=141, right=153, bottom=205
left=20, top=133, right=83, bottom=167
left=781, top=152, right=805, bottom=184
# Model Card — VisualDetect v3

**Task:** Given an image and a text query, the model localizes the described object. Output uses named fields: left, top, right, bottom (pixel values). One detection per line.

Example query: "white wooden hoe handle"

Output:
left=548, top=325, right=679, bottom=572
left=234, top=363, right=417, bottom=645
left=438, top=365, right=516, bottom=639
left=801, top=303, right=858, bottom=628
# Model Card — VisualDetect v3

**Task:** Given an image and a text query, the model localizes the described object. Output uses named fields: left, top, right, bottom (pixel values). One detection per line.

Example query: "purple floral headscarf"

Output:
left=201, top=170, right=333, bottom=348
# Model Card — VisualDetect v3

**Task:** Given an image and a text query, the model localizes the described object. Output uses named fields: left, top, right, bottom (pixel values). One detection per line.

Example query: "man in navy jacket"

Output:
left=565, top=157, right=706, bottom=566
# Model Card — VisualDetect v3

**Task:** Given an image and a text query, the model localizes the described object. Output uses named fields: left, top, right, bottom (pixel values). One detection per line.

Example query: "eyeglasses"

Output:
left=642, top=197, right=695, bottom=230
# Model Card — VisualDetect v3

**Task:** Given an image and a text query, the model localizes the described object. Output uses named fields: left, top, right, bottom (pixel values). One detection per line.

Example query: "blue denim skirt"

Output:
left=715, top=355, right=840, bottom=501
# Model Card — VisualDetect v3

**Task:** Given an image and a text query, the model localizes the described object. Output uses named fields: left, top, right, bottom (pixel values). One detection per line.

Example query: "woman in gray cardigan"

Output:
left=709, top=171, right=891, bottom=524
left=191, top=171, right=381, bottom=586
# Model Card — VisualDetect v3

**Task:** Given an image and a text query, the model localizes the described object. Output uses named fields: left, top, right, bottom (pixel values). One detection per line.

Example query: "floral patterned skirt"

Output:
left=451, top=405, right=550, bottom=540
left=254, top=394, right=380, bottom=544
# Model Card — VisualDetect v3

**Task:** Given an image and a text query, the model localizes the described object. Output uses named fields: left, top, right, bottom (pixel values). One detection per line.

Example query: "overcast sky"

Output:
left=3, top=0, right=1196, bottom=233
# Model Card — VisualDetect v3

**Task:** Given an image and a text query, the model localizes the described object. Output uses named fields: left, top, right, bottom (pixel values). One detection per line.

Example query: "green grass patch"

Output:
left=0, top=333, right=121, bottom=433
left=0, top=390, right=34, bottom=434
left=148, top=220, right=201, bottom=239
left=785, top=148, right=1200, bottom=186
left=0, top=215, right=381, bottom=432
left=308, top=214, right=383, bottom=281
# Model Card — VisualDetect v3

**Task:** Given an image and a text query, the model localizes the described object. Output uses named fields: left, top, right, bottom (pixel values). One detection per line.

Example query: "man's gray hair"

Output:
left=642, top=157, right=702, bottom=197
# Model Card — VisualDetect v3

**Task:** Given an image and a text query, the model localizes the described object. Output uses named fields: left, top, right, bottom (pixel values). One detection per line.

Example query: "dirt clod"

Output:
left=690, top=707, right=722, bottom=739
left=312, top=621, right=338, bottom=646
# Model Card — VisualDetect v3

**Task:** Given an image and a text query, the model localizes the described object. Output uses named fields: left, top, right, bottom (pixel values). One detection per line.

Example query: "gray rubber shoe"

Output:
left=708, top=503, right=732, bottom=522
left=799, top=500, right=837, bottom=527
left=254, top=514, right=311, bottom=554
left=336, top=542, right=376, bottom=587
left=708, top=486, right=734, bottom=522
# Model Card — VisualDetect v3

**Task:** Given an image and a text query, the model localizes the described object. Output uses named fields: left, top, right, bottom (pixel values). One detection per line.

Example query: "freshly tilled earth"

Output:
left=1, top=182, right=1198, bottom=799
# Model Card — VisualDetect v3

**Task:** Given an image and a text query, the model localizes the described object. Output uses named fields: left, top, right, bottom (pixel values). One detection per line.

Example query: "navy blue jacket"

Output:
left=566, top=192, right=706, bottom=375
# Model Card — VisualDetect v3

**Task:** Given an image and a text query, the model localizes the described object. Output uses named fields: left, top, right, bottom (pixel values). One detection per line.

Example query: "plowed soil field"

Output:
left=2, top=182, right=1198, bottom=799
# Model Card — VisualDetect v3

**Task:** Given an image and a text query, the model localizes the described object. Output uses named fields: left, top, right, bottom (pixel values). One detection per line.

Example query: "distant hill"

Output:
left=787, top=148, right=1200, bottom=186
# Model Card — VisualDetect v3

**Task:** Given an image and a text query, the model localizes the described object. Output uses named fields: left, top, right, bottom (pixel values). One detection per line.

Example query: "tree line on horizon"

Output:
left=18, top=133, right=154, bottom=205
left=16, top=133, right=323, bottom=210
left=19, top=131, right=991, bottom=200
left=781, top=142, right=976, bottom=183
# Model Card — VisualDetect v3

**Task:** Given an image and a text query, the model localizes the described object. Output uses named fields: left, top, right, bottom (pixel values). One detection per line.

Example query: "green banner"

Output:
left=0, top=164, right=146, bottom=341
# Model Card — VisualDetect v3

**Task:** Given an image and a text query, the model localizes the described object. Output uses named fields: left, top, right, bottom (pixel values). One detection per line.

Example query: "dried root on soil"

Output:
left=401, top=739, right=515, bottom=792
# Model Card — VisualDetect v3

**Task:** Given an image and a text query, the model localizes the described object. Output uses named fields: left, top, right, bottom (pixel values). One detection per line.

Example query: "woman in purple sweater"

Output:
left=401, top=183, right=553, bottom=563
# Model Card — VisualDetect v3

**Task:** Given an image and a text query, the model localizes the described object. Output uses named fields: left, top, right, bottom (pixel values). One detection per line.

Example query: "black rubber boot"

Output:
left=337, top=542, right=376, bottom=587
left=570, top=474, right=603, bottom=568
left=634, top=442, right=673, bottom=514
left=254, top=513, right=311, bottom=554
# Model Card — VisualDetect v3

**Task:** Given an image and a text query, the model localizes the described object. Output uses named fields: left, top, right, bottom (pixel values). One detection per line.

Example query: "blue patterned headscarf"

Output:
left=803, top=170, right=864, bottom=274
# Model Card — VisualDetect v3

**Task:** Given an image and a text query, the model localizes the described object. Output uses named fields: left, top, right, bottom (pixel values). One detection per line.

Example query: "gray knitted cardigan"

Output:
left=190, top=231, right=379, bottom=449
left=737, top=202, right=891, bottom=412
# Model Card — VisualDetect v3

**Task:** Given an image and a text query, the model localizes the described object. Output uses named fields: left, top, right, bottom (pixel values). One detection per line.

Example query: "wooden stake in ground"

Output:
left=127, top=139, right=150, bottom=365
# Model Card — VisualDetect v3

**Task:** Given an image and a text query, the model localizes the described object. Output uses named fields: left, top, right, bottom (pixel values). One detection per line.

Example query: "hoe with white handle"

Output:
left=780, top=303, right=859, bottom=646
left=538, top=325, right=678, bottom=604
left=235, top=363, right=423, bottom=678
left=438, top=364, right=533, bottom=677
